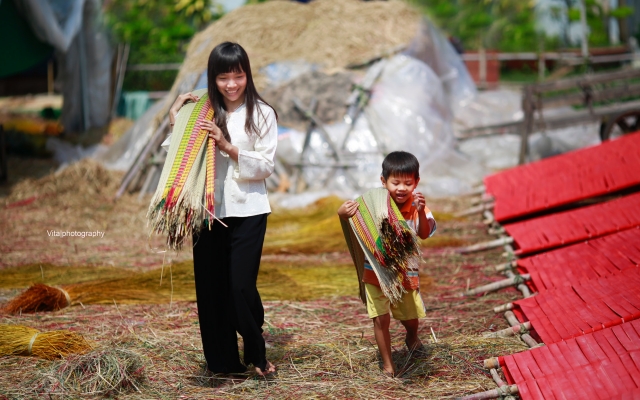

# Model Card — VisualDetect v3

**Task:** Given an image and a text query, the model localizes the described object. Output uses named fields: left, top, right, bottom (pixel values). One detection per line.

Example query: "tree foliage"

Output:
left=104, top=0, right=223, bottom=64
left=410, top=0, right=632, bottom=51
left=409, top=0, right=552, bottom=51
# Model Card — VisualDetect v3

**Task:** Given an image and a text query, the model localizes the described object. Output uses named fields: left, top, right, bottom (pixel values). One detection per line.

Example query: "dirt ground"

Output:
left=0, top=156, right=527, bottom=399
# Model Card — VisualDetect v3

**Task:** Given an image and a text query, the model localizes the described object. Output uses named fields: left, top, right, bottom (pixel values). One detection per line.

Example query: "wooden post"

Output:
left=518, top=86, right=534, bottom=164
left=479, top=47, right=487, bottom=88
left=538, top=52, right=545, bottom=81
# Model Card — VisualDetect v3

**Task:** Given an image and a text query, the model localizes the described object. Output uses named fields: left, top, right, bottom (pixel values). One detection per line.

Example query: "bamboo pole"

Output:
left=504, top=269, right=531, bottom=298
left=457, top=385, right=519, bottom=400
left=505, top=311, right=540, bottom=348
left=493, top=303, right=514, bottom=313
left=471, top=194, right=495, bottom=206
left=455, top=201, right=495, bottom=218
left=482, top=210, right=495, bottom=225
left=456, top=237, right=513, bottom=254
left=463, top=273, right=529, bottom=296
left=483, top=322, right=531, bottom=338
left=495, top=260, right=517, bottom=272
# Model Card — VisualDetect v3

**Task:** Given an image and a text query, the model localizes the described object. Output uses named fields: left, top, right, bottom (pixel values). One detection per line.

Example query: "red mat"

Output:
left=499, top=318, right=640, bottom=400
left=516, top=227, right=640, bottom=292
left=511, top=267, right=640, bottom=344
left=485, top=132, right=640, bottom=222
left=503, top=192, right=640, bottom=256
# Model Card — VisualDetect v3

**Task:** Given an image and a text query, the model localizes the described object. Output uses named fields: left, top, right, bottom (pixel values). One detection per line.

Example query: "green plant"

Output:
left=104, top=0, right=223, bottom=90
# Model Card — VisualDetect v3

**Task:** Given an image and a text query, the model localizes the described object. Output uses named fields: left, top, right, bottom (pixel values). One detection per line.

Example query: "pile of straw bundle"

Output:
left=0, top=324, right=92, bottom=360
left=40, top=348, right=147, bottom=396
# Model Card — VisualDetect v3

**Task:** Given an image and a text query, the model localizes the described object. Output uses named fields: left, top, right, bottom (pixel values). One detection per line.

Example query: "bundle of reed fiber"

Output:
left=2, top=263, right=195, bottom=314
left=0, top=324, right=92, bottom=360
left=3, top=283, right=70, bottom=314
left=39, top=347, right=147, bottom=396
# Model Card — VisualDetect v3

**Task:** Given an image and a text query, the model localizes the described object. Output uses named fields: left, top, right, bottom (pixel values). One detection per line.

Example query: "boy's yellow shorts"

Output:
left=365, top=283, right=426, bottom=320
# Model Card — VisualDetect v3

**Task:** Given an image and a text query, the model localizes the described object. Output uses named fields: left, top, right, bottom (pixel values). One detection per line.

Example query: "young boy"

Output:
left=338, top=151, right=436, bottom=377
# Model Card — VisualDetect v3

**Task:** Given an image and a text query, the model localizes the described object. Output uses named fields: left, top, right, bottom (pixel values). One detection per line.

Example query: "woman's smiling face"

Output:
left=215, top=68, right=247, bottom=107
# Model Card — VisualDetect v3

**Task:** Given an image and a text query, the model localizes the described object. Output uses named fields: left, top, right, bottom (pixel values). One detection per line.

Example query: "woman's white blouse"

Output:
left=161, top=101, right=277, bottom=219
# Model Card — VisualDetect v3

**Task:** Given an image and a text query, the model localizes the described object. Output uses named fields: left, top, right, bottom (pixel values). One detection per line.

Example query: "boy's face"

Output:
left=380, top=173, right=420, bottom=206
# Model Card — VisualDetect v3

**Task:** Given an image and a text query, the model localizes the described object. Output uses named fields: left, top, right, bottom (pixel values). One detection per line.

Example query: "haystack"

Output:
left=155, top=0, right=421, bottom=125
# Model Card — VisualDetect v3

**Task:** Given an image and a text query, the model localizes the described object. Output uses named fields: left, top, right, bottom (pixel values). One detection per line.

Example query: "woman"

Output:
left=165, top=42, right=277, bottom=376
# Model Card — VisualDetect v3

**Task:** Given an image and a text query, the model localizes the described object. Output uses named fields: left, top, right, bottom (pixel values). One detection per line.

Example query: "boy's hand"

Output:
left=338, top=200, right=359, bottom=219
left=413, top=191, right=426, bottom=212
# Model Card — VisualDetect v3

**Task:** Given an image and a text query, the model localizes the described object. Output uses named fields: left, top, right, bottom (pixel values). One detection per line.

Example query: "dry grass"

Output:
left=35, top=346, right=148, bottom=397
left=0, top=164, right=527, bottom=398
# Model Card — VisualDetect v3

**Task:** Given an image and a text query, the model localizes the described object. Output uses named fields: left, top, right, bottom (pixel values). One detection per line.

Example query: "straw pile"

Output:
left=2, top=159, right=123, bottom=208
left=151, top=0, right=422, bottom=131
left=261, top=70, right=355, bottom=131
left=174, top=0, right=420, bottom=89
left=0, top=324, right=92, bottom=360
left=39, top=347, right=147, bottom=396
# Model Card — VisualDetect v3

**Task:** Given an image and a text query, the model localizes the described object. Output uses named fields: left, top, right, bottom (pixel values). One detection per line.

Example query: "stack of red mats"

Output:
left=503, top=192, right=640, bottom=256
left=515, top=227, right=640, bottom=292
left=485, top=131, right=640, bottom=222
left=511, top=267, right=640, bottom=344
left=498, top=318, right=640, bottom=399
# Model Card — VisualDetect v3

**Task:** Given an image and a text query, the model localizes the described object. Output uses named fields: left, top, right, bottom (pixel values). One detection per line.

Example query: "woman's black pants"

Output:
left=192, top=213, right=268, bottom=373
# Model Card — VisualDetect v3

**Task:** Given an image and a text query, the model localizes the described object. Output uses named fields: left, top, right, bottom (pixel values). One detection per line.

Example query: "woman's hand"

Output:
left=201, top=120, right=239, bottom=162
left=338, top=200, right=359, bottom=219
left=169, top=93, right=199, bottom=125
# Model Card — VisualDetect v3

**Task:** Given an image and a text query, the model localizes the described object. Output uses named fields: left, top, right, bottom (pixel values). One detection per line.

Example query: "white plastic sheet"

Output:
left=278, top=55, right=487, bottom=199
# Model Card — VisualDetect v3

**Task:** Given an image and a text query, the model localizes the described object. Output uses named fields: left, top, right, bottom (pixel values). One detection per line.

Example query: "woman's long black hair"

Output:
left=207, top=42, right=277, bottom=141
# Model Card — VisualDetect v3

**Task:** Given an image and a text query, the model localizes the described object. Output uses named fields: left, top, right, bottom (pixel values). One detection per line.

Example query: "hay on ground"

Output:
left=38, top=347, right=147, bottom=396
left=2, top=159, right=123, bottom=207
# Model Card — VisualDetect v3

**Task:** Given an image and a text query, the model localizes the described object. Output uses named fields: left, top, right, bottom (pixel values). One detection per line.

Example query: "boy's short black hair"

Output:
left=381, top=151, right=420, bottom=180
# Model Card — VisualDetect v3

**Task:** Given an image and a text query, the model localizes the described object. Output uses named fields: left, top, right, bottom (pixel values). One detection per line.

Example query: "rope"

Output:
left=27, top=332, right=39, bottom=355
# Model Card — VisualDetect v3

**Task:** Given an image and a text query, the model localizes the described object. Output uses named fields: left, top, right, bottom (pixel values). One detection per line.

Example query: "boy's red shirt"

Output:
left=362, top=196, right=430, bottom=290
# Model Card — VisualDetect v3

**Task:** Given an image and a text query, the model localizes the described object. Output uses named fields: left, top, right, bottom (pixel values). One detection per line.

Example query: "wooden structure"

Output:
left=458, top=68, right=640, bottom=164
